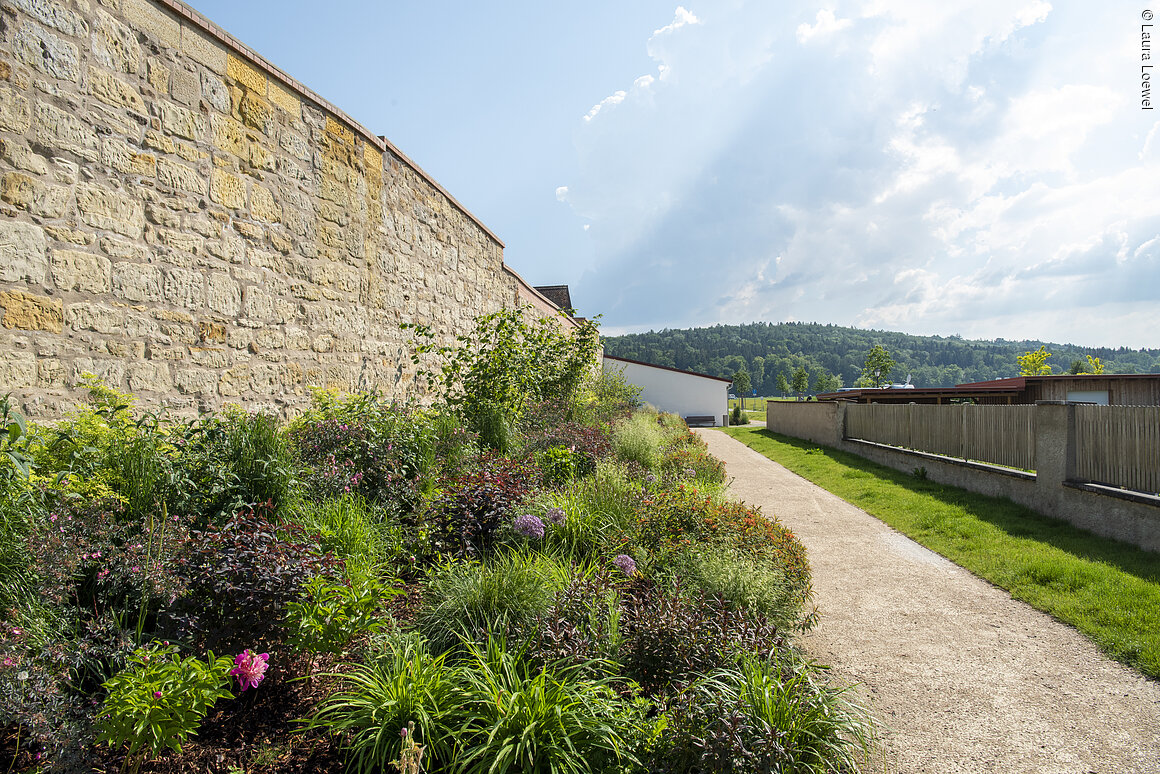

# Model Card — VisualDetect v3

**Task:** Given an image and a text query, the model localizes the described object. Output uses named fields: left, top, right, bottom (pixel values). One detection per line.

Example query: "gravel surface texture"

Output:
left=699, top=429, right=1160, bottom=774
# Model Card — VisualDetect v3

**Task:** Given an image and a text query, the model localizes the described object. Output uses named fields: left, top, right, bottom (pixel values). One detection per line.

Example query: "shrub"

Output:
left=178, top=410, right=295, bottom=523
left=416, top=551, right=570, bottom=654
left=730, top=405, right=747, bottom=425
left=662, top=445, right=726, bottom=487
left=95, top=641, right=233, bottom=774
left=420, top=454, right=538, bottom=559
left=516, top=571, right=624, bottom=674
left=454, top=636, right=638, bottom=774
left=287, top=391, right=436, bottom=516
left=309, top=632, right=461, bottom=773
left=284, top=575, right=391, bottom=657
left=160, top=506, right=340, bottom=652
left=536, top=444, right=577, bottom=487
left=656, top=546, right=799, bottom=630
left=618, top=579, right=784, bottom=694
left=521, top=418, right=614, bottom=479
left=648, top=653, right=875, bottom=773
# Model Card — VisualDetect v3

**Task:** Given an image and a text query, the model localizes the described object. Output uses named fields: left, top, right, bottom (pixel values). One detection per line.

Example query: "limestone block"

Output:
left=201, top=71, right=230, bottom=114
left=34, top=102, right=100, bottom=162
left=248, top=142, right=275, bottom=172
left=72, top=358, right=126, bottom=387
left=170, top=66, right=200, bottom=107
left=249, top=185, right=280, bottom=223
left=218, top=363, right=250, bottom=397
left=13, top=20, right=80, bottom=82
left=267, top=79, right=300, bottom=117
left=175, top=142, right=207, bottom=163
left=93, top=10, right=141, bottom=74
left=87, top=66, right=145, bottom=112
left=157, top=158, right=207, bottom=195
left=146, top=202, right=180, bottom=228
left=0, top=291, right=63, bottom=333
left=76, top=184, right=145, bottom=238
left=278, top=129, right=311, bottom=162
left=127, top=361, right=172, bottom=392
left=122, top=0, right=180, bottom=48
left=225, top=53, right=266, bottom=94
left=157, top=101, right=206, bottom=142
left=0, top=140, right=47, bottom=177
left=38, top=357, right=67, bottom=387
left=163, top=267, right=204, bottom=309
left=174, top=367, right=217, bottom=395
left=32, top=184, right=69, bottom=219
left=206, top=272, right=241, bottom=315
left=67, top=302, right=124, bottom=334
left=144, top=345, right=182, bottom=360
left=100, top=235, right=148, bottom=261
left=0, top=172, right=36, bottom=209
left=210, top=168, right=246, bottom=210
left=0, top=353, right=36, bottom=388
left=147, top=59, right=169, bottom=92
left=101, top=137, right=156, bottom=176
left=210, top=114, right=248, bottom=157
left=8, top=0, right=89, bottom=38
left=238, top=91, right=272, bottom=133
left=45, top=226, right=94, bottom=246
left=180, top=23, right=226, bottom=74
left=0, top=87, right=32, bottom=133
left=0, top=221, right=47, bottom=283
left=232, top=220, right=263, bottom=242
left=143, top=129, right=175, bottom=154
left=51, top=249, right=112, bottom=293
left=188, top=346, right=229, bottom=367
left=112, top=262, right=162, bottom=302
left=103, top=340, right=146, bottom=358
left=51, top=157, right=78, bottom=185
left=267, top=230, right=292, bottom=254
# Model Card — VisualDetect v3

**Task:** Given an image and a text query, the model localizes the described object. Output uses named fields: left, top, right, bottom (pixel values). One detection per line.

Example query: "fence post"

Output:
left=1035, top=402, right=1077, bottom=501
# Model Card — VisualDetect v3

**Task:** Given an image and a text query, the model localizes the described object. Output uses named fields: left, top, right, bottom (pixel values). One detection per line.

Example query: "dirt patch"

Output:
left=700, top=429, right=1160, bottom=774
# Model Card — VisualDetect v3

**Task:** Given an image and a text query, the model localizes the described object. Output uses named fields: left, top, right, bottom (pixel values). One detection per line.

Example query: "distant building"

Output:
left=818, top=374, right=1160, bottom=406
left=603, top=356, right=732, bottom=426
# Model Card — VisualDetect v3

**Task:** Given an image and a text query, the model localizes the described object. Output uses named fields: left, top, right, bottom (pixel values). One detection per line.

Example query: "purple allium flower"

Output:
left=683, top=467, right=697, bottom=478
left=645, top=473, right=658, bottom=484
left=544, top=507, right=565, bottom=526
left=512, top=514, right=545, bottom=540
left=230, top=650, right=270, bottom=691
left=613, top=554, right=637, bottom=577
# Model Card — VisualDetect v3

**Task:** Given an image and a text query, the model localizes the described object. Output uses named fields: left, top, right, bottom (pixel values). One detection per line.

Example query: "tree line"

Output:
left=601, top=322, right=1160, bottom=396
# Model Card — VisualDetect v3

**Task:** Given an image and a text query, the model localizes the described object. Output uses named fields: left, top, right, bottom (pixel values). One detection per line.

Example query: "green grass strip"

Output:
left=721, top=426, right=1160, bottom=680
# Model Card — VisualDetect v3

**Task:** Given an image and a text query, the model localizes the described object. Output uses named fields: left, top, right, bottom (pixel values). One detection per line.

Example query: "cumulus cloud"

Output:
left=557, top=0, right=1160, bottom=348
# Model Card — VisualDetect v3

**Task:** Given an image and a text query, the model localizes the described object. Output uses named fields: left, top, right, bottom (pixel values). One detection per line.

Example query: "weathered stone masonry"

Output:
left=0, top=0, right=524, bottom=419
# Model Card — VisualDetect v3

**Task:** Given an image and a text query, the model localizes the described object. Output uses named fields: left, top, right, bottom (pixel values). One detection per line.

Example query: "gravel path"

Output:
left=699, top=429, right=1160, bottom=774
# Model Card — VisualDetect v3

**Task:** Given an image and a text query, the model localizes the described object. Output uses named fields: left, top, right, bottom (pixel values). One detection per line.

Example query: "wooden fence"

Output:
left=845, top=404, right=1037, bottom=471
left=1073, top=405, right=1160, bottom=495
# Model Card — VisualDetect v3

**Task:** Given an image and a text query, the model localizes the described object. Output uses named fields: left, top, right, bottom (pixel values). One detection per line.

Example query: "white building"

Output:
left=603, top=355, right=732, bottom=427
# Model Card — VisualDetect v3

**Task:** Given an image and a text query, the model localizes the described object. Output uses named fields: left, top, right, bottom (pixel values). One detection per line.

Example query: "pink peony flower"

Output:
left=230, top=650, right=269, bottom=691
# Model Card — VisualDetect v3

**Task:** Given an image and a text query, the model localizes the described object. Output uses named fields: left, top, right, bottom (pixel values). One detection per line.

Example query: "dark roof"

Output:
left=602, top=355, right=734, bottom=383
left=958, top=373, right=1160, bottom=388
left=816, top=385, right=1022, bottom=403
left=533, top=285, right=573, bottom=313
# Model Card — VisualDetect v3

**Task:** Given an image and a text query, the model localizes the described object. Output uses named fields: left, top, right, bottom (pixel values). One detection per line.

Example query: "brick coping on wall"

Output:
left=152, top=0, right=505, bottom=249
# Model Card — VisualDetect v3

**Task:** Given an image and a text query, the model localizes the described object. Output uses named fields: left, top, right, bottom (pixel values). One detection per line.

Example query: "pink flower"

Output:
left=153, top=691, right=162, bottom=699
left=230, top=650, right=269, bottom=691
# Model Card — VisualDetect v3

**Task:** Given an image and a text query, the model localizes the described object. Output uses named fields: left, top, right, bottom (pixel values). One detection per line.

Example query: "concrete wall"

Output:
left=0, top=0, right=524, bottom=419
left=765, top=400, right=1160, bottom=552
left=605, top=357, right=728, bottom=426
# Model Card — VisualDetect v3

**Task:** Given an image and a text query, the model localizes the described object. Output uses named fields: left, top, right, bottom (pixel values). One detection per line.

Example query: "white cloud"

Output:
left=555, top=185, right=569, bottom=202
left=653, top=6, right=701, bottom=37
left=582, top=90, right=626, bottom=122
left=796, top=9, right=851, bottom=43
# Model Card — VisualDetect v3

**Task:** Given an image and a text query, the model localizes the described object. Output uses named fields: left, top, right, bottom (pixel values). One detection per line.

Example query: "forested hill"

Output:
left=601, top=322, right=1160, bottom=395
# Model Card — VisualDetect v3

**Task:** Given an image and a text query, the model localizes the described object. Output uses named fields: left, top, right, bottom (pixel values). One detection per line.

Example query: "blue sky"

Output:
left=187, top=1, right=1160, bottom=348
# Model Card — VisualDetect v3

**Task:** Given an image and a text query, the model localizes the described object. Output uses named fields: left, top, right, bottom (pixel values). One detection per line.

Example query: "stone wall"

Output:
left=0, top=0, right=522, bottom=419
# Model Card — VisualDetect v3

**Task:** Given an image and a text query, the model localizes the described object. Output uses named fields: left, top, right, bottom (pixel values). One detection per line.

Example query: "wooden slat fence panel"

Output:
left=845, top=404, right=1036, bottom=470
left=962, top=405, right=1036, bottom=471
left=1073, top=406, right=1160, bottom=495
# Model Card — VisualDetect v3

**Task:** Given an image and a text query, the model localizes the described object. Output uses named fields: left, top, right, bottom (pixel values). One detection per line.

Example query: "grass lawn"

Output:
left=721, top=426, right=1160, bottom=680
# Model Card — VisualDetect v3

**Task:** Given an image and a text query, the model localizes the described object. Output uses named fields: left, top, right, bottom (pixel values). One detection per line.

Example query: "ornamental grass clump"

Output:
left=612, top=412, right=667, bottom=470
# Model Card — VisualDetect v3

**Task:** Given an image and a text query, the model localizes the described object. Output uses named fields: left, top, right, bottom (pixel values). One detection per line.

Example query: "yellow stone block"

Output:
left=267, top=79, right=300, bottom=116
left=210, top=168, right=246, bottom=210
left=87, top=67, right=146, bottom=113
left=226, top=53, right=266, bottom=94
left=0, top=291, right=64, bottom=333
left=325, top=116, right=354, bottom=145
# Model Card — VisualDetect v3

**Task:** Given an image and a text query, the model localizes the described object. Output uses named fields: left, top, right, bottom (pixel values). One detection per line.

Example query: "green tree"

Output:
left=776, top=372, right=790, bottom=397
left=732, top=368, right=751, bottom=411
left=751, top=356, right=766, bottom=393
left=1085, top=355, right=1105, bottom=374
left=1017, top=346, right=1053, bottom=376
left=791, top=366, right=809, bottom=400
left=857, top=345, right=895, bottom=388
left=814, top=371, right=842, bottom=394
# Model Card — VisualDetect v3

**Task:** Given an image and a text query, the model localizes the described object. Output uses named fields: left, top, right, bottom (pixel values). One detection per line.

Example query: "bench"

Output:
left=684, top=415, right=716, bottom=428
